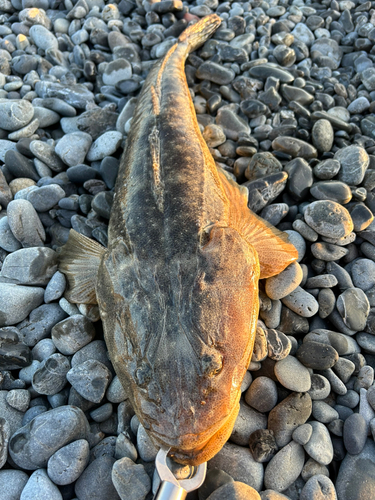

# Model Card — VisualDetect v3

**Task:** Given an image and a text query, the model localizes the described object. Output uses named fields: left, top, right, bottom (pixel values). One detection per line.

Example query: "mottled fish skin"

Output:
left=59, top=14, right=298, bottom=466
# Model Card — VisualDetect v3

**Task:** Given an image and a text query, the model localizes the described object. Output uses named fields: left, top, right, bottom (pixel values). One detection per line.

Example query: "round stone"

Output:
left=112, top=457, right=151, bottom=500
left=304, top=200, right=353, bottom=238
left=47, top=439, right=90, bottom=485
left=0, top=100, right=34, bottom=131
left=314, top=159, right=341, bottom=180
left=0, top=469, right=29, bottom=500
left=55, top=132, right=93, bottom=167
left=281, top=286, right=319, bottom=318
left=300, top=475, right=337, bottom=500
left=266, top=329, right=292, bottom=361
left=75, top=455, right=120, bottom=500
left=86, top=131, right=123, bottom=162
left=103, top=58, right=132, bottom=86
left=264, top=441, right=305, bottom=492
left=27, top=185, right=66, bottom=212
left=0, top=283, right=44, bottom=327
left=312, top=401, right=339, bottom=424
left=312, top=119, right=334, bottom=153
left=20, top=468, right=62, bottom=500
left=230, top=401, right=267, bottom=446
left=304, top=421, right=334, bottom=465
left=245, top=377, right=278, bottom=413
left=51, top=315, right=96, bottom=356
left=292, top=424, right=313, bottom=446
left=245, top=152, right=282, bottom=182
left=29, top=25, right=58, bottom=50
left=32, top=353, right=70, bottom=396
left=7, top=199, right=45, bottom=247
left=275, top=355, right=311, bottom=392
left=335, top=146, right=369, bottom=185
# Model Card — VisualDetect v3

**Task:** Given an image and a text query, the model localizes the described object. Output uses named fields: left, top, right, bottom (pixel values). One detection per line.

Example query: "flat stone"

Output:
left=86, top=131, right=122, bottom=162
left=5, top=150, right=39, bottom=181
left=310, top=38, right=342, bottom=69
left=206, top=481, right=261, bottom=500
left=17, top=303, right=67, bottom=347
left=7, top=199, right=45, bottom=247
left=248, top=64, right=294, bottom=83
left=343, top=413, right=367, bottom=455
left=29, top=141, right=65, bottom=173
left=337, top=287, right=370, bottom=331
left=314, top=159, right=341, bottom=180
left=103, top=58, right=132, bottom=86
left=282, top=286, right=319, bottom=318
left=310, top=180, right=352, bottom=205
left=196, top=61, right=235, bottom=85
left=0, top=247, right=57, bottom=285
left=245, top=377, right=278, bottom=413
left=27, top=184, right=66, bottom=212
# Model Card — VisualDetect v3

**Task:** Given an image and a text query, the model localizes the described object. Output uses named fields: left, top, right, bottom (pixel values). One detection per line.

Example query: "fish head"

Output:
left=96, top=227, right=260, bottom=465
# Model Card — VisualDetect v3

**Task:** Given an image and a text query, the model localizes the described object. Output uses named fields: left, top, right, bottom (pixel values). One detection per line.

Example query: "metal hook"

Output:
left=153, top=448, right=207, bottom=500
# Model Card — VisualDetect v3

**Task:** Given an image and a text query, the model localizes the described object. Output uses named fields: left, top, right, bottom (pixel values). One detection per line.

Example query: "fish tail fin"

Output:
left=178, top=14, right=221, bottom=53
left=58, top=229, right=106, bottom=304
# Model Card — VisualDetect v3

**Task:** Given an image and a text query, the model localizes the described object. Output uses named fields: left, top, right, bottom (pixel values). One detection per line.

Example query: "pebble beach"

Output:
left=0, top=0, right=375, bottom=499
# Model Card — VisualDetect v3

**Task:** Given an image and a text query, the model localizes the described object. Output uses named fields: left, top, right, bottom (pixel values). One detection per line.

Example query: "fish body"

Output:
left=60, top=15, right=298, bottom=465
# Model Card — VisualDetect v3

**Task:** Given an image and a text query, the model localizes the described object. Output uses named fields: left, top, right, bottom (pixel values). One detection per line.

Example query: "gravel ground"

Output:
left=1, top=0, right=375, bottom=498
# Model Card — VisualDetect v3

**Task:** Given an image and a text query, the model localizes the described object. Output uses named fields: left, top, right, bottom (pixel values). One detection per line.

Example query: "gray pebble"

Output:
left=265, top=262, right=303, bottom=300
left=311, top=242, right=349, bottom=261
left=335, top=145, right=369, bottom=185
left=9, top=405, right=89, bottom=470
left=336, top=439, right=375, bottom=500
left=206, top=481, right=261, bottom=499
left=86, top=131, right=123, bottom=162
left=264, top=441, right=305, bottom=492
left=268, top=391, right=312, bottom=448
left=284, top=230, right=306, bottom=262
left=308, top=374, right=331, bottom=401
left=44, top=271, right=66, bottom=303
left=20, top=468, right=62, bottom=500
left=292, top=424, right=313, bottom=446
left=7, top=199, right=45, bottom=247
left=208, top=442, right=263, bottom=490
left=333, top=357, right=355, bottom=384
left=115, top=432, right=137, bottom=461
left=312, top=401, right=339, bottom=424
left=75, top=456, right=120, bottom=500
left=67, top=359, right=112, bottom=404
left=52, top=314, right=96, bottom=355
left=0, top=99, right=34, bottom=131
left=27, top=184, right=65, bottom=212
left=296, top=341, right=338, bottom=370
left=29, top=25, right=58, bottom=50
left=0, top=247, right=57, bottom=286
left=304, top=200, right=353, bottom=239
left=137, top=423, right=159, bottom=462
left=230, top=400, right=268, bottom=446
left=0, top=416, right=10, bottom=469
left=47, top=439, right=90, bottom=485
left=17, top=303, right=67, bottom=347
left=0, top=217, right=22, bottom=252
left=0, top=283, right=44, bottom=327
left=0, top=469, right=29, bottom=500
left=6, top=389, right=30, bottom=412
left=304, top=421, right=333, bottom=465
left=314, top=159, right=341, bottom=180
left=245, top=377, right=278, bottom=413
left=351, top=259, right=375, bottom=292
left=55, top=132, right=93, bottom=167
left=337, top=288, right=370, bottom=331
left=106, top=376, right=128, bottom=404
left=300, top=475, right=337, bottom=500
left=29, top=141, right=65, bottom=173
left=282, top=286, right=319, bottom=318
left=312, top=119, right=334, bottom=153
left=32, top=353, right=70, bottom=396
left=112, top=457, right=151, bottom=500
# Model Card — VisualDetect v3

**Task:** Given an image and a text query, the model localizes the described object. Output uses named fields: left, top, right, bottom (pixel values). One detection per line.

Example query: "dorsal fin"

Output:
left=58, top=230, right=106, bottom=304
left=217, top=168, right=298, bottom=279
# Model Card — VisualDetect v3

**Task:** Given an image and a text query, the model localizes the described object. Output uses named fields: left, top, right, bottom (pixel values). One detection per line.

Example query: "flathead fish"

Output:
left=59, top=14, right=298, bottom=465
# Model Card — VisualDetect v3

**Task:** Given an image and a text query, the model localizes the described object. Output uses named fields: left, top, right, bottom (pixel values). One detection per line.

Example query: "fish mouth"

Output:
left=150, top=401, right=241, bottom=466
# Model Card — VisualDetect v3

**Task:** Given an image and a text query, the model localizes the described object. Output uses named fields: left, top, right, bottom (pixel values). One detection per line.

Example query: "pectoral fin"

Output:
left=217, top=168, right=298, bottom=279
left=58, top=229, right=106, bottom=304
